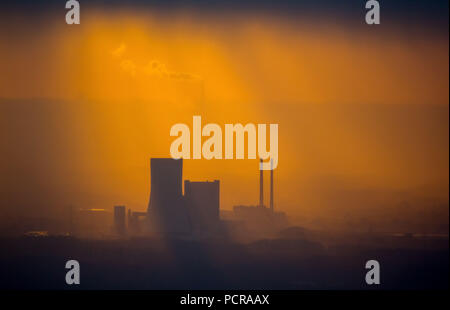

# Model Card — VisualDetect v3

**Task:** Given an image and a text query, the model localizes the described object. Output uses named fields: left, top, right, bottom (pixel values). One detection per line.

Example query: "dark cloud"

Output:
left=0, top=1, right=447, bottom=40
left=1, top=0, right=448, bottom=28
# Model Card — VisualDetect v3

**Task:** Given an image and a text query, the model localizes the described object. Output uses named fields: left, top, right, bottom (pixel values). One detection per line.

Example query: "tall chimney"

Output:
left=270, top=159, right=274, bottom=213
left=259, top=159, right=264, bottom=207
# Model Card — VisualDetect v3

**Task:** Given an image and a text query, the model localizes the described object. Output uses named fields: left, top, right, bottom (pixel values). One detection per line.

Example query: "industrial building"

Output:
left=114, top=205, right=126, bottom=235
left=122, top=157, right=287, bottom=238
left=145, top=158, right=222, bottom=235
left=127, top=210, right=146, bottom=234
left=184, top=180, right=220, bottom=233
left=231, top=159, right=288, bottom=235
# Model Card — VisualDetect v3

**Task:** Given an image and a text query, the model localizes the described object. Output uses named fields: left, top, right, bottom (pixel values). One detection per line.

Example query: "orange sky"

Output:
left=0, top=11, right=448, bottom=224
left=0, top=12, right=448, bottom=105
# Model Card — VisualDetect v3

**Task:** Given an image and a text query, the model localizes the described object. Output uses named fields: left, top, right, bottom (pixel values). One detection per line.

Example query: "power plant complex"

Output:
left=114, top=158, right=287, bottom=238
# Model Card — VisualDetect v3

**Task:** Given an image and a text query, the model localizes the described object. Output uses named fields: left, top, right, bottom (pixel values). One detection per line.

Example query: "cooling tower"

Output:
left=147, top=158, right=190, bottom=234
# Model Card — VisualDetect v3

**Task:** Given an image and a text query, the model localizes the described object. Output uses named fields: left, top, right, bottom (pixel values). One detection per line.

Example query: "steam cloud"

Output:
left=111, top=43, right=201, bottom=81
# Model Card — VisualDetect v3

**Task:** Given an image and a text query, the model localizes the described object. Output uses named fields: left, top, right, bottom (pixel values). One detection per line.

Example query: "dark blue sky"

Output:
left=0, top=0, right=448, bottom=38
left=1, top=0, right=448, bottom=24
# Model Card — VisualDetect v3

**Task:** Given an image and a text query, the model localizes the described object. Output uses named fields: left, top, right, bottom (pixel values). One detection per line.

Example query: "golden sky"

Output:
left=1, top=12, right=448, bottom=105
left=0, top=10, right=448, bottom=223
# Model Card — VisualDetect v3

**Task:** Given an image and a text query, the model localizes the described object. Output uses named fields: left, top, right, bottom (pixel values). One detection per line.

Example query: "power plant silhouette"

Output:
left=147, top=158, right=191, bottom=234
left=115, top=158, right=287, bottom=238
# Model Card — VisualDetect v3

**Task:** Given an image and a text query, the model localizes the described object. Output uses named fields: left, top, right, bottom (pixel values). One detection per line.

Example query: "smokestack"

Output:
left=259, top=159, right=264, bottom=207
left=270, top=159, right=274, bottom=213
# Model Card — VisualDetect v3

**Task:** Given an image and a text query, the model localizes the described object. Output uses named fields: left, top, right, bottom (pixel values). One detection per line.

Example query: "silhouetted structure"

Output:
left=142, top=157, right=284, bottom=237
left=147, top=158, right=190, bottom=234
left=114, top=205, right=126, bottom=235
left=184, top=180, right=220, bottom=233
left=230, top=160, right=287, bottom=236
left=128, top=210, right=146, bottom=234
left=127, top=209, right=132, bottom=230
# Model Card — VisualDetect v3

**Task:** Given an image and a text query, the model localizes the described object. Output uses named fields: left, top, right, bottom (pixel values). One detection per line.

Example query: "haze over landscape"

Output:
left=0, top=0, right=448, bottom=234
left=0, top=0, right=448, bottom=291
